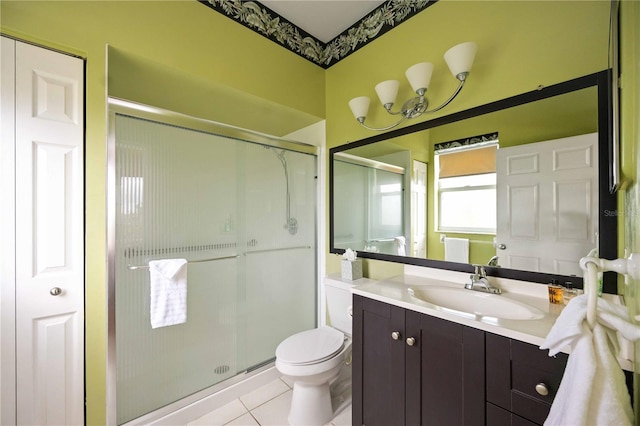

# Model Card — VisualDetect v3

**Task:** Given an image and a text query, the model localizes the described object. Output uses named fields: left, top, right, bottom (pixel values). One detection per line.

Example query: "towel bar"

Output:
left=128, top=255, right=240, bottom=270
left=127, top=245, right=313, bottom=269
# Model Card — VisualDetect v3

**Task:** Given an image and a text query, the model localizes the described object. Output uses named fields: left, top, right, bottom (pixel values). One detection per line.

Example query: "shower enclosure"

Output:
left=107, top=101, right=317, bottom=424
left=333, top=153, right=407, bottom=256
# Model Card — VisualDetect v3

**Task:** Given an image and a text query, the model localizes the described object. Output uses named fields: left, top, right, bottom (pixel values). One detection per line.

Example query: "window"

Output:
left=436, top=142, right=497, bottom=233
left=438, top=173, right=496, bottom=232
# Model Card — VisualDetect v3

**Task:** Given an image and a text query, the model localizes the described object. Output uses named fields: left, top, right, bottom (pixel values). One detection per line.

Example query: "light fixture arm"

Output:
left=356, top=114, right=409, bottom=132
left=421, top=73, right=467, bottom=114
left=357, top=91, right=429, bottom=131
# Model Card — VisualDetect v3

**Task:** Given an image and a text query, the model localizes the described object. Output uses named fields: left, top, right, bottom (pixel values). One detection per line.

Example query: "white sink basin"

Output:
left=407, top=286, right=545, bottom=320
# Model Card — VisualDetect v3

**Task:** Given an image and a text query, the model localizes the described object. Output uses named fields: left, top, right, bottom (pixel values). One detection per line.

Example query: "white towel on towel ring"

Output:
left=149, top=258, right=188, bottom=329
left=540, top=295, right=640, bottom=425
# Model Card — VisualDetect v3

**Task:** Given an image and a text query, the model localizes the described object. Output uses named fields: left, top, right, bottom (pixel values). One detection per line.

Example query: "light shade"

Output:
left=375, top=80, right=400, bottom=106
left=348, top=96, right=371, bottom=120
left=405, top=62, right=434, bottom=93
left=444, top=41, right=477, bottom=79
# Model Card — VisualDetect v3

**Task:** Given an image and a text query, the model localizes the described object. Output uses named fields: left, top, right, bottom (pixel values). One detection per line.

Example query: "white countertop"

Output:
left=335, top=266, right=633, bottom=371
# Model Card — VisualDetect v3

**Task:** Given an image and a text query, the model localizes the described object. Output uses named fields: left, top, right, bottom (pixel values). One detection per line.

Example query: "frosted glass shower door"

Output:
left=112, top=114, right=317, bottom=424
left=114, top=116, right=242, bottom=424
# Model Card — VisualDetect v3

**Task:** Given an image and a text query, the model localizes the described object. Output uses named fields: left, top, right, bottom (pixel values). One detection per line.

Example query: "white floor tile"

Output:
left=188, top=399, right=248, bottom=426
left=189, top=376, right=350, bottom=426
left=240, top=379, right=290, bottom=411
left=225, top=412, right=260, bottom=426
left=279, top=375, right=294, bottom=389
left=328, top=404, right=352, bottom=426
left=249, top=390, right=292, bottom=426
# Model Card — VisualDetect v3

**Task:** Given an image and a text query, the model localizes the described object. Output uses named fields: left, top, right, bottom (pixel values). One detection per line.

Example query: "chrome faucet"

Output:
left=487, top=256, right=499, bottom=267
left=465, top=265, right=502, bottom=294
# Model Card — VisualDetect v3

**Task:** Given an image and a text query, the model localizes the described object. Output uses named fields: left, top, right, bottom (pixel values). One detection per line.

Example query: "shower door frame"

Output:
left=106, top=98, right=320, bottom=425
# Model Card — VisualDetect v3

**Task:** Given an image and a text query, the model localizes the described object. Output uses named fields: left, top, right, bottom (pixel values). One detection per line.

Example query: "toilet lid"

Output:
left=276, top=327, right=345, bottom=365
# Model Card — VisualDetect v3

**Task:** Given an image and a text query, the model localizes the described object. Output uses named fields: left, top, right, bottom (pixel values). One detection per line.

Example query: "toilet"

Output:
left=275, top=277, right=355, bottom=426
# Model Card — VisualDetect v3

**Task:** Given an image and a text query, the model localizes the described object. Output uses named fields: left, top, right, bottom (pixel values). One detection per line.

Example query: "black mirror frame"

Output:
left=330, top=69, right=618, bottom=293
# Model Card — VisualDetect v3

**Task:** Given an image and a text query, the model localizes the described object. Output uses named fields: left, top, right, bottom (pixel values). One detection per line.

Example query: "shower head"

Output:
left=264, top=146, right=297, bottom=235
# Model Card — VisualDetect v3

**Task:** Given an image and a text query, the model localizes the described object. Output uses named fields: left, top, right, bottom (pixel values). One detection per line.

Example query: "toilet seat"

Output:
left=276, top=327, right=345, bottom=366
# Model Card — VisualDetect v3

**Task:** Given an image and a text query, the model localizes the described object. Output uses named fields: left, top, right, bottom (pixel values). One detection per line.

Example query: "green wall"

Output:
left=1, top=2, right=324, bottom=424
left=324, top=0, right=611, bottom=277
left=619, top=0, right=640, bottom=414
left=4, top=0, right=638, bottom=423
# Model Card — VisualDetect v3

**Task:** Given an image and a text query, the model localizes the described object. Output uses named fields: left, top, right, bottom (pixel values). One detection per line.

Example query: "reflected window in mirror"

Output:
left=435, top=136, right=498, bottom=234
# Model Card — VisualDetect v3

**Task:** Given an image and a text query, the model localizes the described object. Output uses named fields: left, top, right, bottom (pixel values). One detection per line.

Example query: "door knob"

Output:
left=391, top=331, right=401, bottom=340
left=406, top=337, right=416, bottom=346
left=50, top=287, right=63, bottom=296
left=535, top=383, right=549, bottom=396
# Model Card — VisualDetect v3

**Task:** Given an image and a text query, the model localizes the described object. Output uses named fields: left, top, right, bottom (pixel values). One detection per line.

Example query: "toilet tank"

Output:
left=325, top=277, right=357, bottom=335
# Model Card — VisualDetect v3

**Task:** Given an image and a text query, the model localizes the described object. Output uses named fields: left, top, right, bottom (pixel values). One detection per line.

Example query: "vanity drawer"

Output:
left=511, top=339, right=567, bottom=405
left=486, top=333, right=567, bottom=425
left=487, top=402, right=538, bottom=426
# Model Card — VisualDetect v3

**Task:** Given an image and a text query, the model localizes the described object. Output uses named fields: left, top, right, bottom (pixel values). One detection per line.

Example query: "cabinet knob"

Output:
left=50, top=287, right=63, bottom=296
left=406, top=337, right=416, bottom=346
left=535, top=383, right=549, bottom=396
left=391, top=331, right=401, bottom=340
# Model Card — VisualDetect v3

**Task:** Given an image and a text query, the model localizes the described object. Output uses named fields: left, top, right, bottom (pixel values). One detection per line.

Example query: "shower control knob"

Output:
left=391, top=331, right=401, bottom=340
left=535, top=383, right=549, bottom=396
left=50, top=287, right=62, bottom=296
left=406, top=337, right=416, bottom=346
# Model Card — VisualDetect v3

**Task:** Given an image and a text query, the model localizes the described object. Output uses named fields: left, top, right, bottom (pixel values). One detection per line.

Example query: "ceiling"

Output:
left=199, top=0, right=436, bottom=68
left=259, top=1, right=385, bottom=43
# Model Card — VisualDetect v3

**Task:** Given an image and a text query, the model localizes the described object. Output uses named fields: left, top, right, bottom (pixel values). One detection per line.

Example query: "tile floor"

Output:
left=187, top=376, right=352, bottom=426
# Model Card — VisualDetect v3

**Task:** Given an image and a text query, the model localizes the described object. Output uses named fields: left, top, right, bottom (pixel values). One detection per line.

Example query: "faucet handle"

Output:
left=472, top=264, right=486, bottom=276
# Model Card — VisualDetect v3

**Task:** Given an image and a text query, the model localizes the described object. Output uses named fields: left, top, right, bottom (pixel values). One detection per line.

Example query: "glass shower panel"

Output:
left=114, top=116, right=241, bottom=424
left=333, top=160, right=404, bottom=254
left=368, top=168, right=404, bottom=254
left=333, top=160, right=368, bottom=252
left=242, top=144, right=317, bottom=369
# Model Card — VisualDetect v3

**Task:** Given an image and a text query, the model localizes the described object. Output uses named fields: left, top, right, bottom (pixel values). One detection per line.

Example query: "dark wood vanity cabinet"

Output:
left=352, top=295, right=485, bottom=426
left=485, top=333, right=568, bottom=426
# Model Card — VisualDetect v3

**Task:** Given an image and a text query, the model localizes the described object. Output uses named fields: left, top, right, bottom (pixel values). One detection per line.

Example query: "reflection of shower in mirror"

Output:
left=265, top=146, right=298, bottom=235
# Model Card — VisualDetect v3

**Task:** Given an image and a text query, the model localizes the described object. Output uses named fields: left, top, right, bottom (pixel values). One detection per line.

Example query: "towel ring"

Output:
left=579, top=253, right=640, bottom=330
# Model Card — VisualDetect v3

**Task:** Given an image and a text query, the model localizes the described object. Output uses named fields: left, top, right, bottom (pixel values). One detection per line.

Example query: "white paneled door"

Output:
left=1, top=37, right=84, bottom=425
left=495, top=133, right=598, bottom=276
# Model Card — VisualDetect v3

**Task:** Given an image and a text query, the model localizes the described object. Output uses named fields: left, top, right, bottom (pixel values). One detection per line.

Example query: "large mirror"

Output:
left=330, top=70, right=618, bottom=292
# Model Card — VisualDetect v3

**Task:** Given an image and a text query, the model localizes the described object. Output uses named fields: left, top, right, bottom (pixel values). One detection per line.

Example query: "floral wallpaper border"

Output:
left=198, top=0, right=437, bottom=68
left=434, top=132, right=499, bottom=153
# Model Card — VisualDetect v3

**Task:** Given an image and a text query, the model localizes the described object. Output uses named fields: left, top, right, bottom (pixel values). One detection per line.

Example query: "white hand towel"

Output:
left=540, top=295, right=640, bottom=425
left=149, top=258, right=188, bottom=329
left=394, top=236, right=406, bottom=256
left=444, top=237, right=469, bottom=263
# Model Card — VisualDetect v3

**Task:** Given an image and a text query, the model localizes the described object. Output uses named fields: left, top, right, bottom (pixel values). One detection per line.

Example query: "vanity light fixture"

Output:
left=348, top=42, right=478, bottom=131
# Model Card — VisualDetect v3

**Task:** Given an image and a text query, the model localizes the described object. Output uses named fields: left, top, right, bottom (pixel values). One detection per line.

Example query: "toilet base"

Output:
left=288, top=381, right=332, bottom=426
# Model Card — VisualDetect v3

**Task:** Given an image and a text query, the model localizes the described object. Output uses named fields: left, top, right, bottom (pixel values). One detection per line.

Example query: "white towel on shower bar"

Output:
left=149, top=258, right=188, bottom=329
left=444, top=237, right=469, bottom=263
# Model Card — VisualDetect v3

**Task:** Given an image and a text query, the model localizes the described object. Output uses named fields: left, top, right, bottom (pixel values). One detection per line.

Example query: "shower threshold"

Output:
left=121, top=361, right=279, bottom=426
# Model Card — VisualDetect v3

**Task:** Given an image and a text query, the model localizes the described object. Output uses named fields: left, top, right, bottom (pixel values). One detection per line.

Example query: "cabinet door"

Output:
left=406, top=312, right=485, bottom=426
left=352, top=295, right=405, bottom=426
